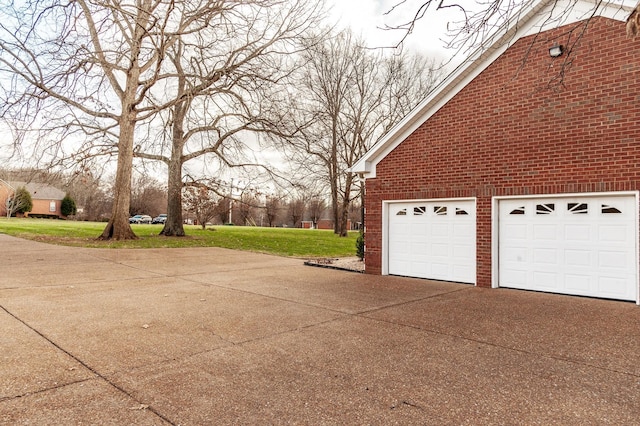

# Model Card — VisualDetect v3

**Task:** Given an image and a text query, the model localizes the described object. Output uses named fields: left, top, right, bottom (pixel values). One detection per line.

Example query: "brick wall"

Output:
left=365, top=17, right=640, bottom=287
left=27, top=199, right=62, bottom=218
left=0, top=182, right=11, bottom=217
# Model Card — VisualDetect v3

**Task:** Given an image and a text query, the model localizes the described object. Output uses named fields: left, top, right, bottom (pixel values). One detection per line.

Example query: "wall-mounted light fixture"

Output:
left=549, top=44, right=564, bottom=58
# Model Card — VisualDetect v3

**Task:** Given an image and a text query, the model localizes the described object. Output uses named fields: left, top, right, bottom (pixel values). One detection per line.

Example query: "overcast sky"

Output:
left=328, top=0, right=462, bottom=62
left=329, top=0, right=637, bottom=63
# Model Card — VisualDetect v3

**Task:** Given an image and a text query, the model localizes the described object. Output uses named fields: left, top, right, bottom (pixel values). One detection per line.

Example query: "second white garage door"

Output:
left=498, top=194, right=638, bottom=301
left=387, top=200, right=476, bottom=283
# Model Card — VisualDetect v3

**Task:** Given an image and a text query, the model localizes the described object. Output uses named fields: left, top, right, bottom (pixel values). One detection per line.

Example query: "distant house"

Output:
left=0, top=179, right=12, bottom=217
left=0, top=180, right=66, bottom=218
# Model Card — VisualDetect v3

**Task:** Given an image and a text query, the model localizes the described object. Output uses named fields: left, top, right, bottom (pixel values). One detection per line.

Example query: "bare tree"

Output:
left=287, top=197, right=305, bottom=228
left=61, top=171, right=112, bottom=222
left=383, top=0, right=635, bottom=63
left=287, top=29, right=439, bottom=236
left=0, top=1, right=322, bottom=239
left=628, top=1, right=640, bottom=37
left=236, top=191, right=261, bottom=226
left=130, top=175, right=166, bottom=217
left=5, top=186, right=32, bottom=218
left=0, top=1, right=172, bottom=238
left=307, top=196, right=326, bottom=229
left=264, top=196, right=281, bottom=227
left=215, top=198, right=231, bottom=225
left=131, top=0, right=326, bottom=237
left=183, top=186, right=218, bottom=229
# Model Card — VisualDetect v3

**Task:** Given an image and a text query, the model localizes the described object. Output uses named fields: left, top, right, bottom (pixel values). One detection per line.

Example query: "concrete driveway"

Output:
left=1, top=233, right=640, bottom=425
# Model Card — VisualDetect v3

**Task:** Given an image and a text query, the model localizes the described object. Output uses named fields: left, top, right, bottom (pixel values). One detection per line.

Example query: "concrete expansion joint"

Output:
left=0, top=304, right=175, bottom=425
left=0, top=378, right=96, bottom=403
left=355, top=286, right=472, bottom=316
left=232, top=315, right=349, bottom=348
left=360, top=300, right=640, bottom=381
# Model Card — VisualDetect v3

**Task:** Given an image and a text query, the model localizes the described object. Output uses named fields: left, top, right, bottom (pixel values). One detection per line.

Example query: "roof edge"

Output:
left=351, top=0, right=633, bottom=179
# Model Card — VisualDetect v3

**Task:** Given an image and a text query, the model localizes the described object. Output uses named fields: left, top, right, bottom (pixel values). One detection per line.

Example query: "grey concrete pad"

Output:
left=365, top=286, right=640, bottom=376
left=1, top=276, right=343, bottom=375
left=1, top=238, right=160, bottom=288
left=0, top=309, right=93, bottom=400
left=186, top=266, right=463, bottom=313
left=112, top=316, right=640, bottom=425
left=2, top=233, right=640, bottom=424
left=0, top=379, right=168, bottom=425
left=90, top=246, right=299, bottom=277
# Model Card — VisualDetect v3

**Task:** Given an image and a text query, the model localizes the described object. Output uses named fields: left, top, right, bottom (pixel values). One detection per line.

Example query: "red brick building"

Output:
left=0, top=180, right=66, bottom=218
left=352, top=1, right=640, bottom=303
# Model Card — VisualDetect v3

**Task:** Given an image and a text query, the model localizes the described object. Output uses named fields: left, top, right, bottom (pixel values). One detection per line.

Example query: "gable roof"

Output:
left=8, top=181, right=66, bottom=201
left=351, top=0, right=633, bottom=178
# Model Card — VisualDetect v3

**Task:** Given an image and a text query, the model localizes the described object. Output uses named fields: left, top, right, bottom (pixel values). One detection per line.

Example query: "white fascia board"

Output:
left=351, top=0, right=631, bottom=180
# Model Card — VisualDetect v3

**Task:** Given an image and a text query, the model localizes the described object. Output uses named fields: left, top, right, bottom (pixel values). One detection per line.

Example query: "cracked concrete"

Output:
left=1, top=233, right=640, bottom=425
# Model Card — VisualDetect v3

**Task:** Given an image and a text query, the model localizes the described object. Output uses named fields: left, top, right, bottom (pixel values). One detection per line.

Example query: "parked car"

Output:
left=152, top=214, right=167, bottom=224
left=129, top=214, right=152, bottom=224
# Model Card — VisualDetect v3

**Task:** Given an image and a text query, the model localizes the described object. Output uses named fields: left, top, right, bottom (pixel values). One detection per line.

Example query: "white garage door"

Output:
left=387, top=200, right=476, bottom=283
left=499, top=195, right=638, bottom=301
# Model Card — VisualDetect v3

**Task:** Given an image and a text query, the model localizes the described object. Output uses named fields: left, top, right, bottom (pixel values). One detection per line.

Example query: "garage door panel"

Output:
left=499, top=195, right=637, bottom=301
left=532, top=271, right=558, bottom=288
left=503, top=246, right=527, bottom=262
left=388, top=200, right=476, bottom=284
left=431, top=263, right=450, bottom=279
left=504, top=224, right=527, bottom=239
left=389, top=242, right=409, bottom=255
left=533, top=248, right=558, bottom=265
left=565, top=225, right=590, bottom=240
left=504, top=269, right=527, bottom=286
left=453, top=244, right=473, bottom=257
left=431, top=224, right=448, bottom=237
left=565, top=274, right=591, bottom=291
left=455, top=265, right=475, bottom=279
left=599, top=277, right=628, bottom=296
left=564, top=249, right=590, bottom=266
left=453, top=224, right=474, bottom=237
left=409, top=262, right=428, bottom=275
left=412, top=242, right=428, bottom=255
left=599, top=251, right=628, bottom=268
left=598, top=225, right=628, bottom=242
left=533, top=224, right=558, bottom=240
left=430, top=242, right=449, bottom=253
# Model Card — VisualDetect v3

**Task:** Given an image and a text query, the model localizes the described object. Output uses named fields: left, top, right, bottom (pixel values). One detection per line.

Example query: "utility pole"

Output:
left=228, top=178, right=233, bottom=225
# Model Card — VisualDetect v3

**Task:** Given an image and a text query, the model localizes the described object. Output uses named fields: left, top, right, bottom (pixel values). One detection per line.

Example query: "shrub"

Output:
left=356, top=229, right=364, bottom=260
left=61, top=194, right=77, bottom=216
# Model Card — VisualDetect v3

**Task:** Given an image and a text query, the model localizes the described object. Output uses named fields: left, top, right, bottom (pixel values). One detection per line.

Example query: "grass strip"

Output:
left=0, top=218, right=358, bottom=258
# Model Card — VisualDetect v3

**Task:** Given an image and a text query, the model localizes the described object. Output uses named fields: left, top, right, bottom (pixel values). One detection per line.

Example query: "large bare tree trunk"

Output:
left=99, top=2, right=148, bottom=240
left=159, top=64, right=187, bottom=236
left=337, top=174, right=354, bottom=237
left=99, top=117, right=137, bottom=240
left=161, top=153, right=185, bottom=236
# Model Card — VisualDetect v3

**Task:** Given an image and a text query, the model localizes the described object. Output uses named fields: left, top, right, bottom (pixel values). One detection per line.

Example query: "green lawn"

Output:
left=0, top=218, right=358, bottom=258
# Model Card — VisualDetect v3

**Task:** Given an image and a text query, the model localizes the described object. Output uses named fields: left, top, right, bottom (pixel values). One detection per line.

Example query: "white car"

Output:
left=152, top=214, right=167, bottom=224
left=129, top=214, right=152, bottom=224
